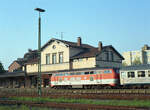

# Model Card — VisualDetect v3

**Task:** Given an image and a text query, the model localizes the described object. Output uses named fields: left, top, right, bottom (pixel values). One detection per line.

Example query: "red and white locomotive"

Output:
left=51, top=68, right=120, bottom=89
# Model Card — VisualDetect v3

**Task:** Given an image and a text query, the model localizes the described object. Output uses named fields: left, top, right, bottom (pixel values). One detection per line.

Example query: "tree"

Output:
left=132, top=57, right=142, bottom=65
left=122, top=62, right=128, bottom=67
left=0, top=61, right=5, bottom=73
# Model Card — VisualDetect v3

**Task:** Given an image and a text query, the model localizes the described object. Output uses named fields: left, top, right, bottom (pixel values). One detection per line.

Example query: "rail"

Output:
left=0, top=88, right=150, bottom=95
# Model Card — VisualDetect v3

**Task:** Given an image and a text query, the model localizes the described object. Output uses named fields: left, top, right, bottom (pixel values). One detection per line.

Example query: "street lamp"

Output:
left=34, top=8, right=45, bottom=96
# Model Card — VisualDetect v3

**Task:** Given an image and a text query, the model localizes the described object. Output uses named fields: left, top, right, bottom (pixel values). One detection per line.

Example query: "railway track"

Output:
left=0, top=88, right=150, bottom=100
left=0, top=88, right=150, bottom=94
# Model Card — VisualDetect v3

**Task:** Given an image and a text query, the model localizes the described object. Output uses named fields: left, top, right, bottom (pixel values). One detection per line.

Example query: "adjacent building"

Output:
left=122, top=45, right=150, bottom=66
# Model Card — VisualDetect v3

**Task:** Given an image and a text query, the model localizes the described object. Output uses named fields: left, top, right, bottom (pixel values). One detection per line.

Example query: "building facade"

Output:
left=122, top=45, right=150, bottom=66
left=26, top=37, right=124, bottom=74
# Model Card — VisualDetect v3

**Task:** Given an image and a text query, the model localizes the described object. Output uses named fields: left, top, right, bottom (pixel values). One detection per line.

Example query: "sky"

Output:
left=0, top=0, right=150, bottom=69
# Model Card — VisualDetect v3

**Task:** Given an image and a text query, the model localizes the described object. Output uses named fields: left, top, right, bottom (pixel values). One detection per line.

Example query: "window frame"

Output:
left=137, top=71, right=145, bottom=77
left=52, top=53, right=57, bottom=64
left=59, top=52, right=63, bottom=63
left=46, top=53, right=50, bottom=64
left=127, top=71, right=135, bottom=78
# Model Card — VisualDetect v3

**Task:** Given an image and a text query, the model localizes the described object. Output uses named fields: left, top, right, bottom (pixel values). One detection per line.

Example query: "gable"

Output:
left=41, top=39, right=69, bottom=52
left=41, top=40, right=70, bottom=64
left=42, top=40, right=68, bottom=53
left=96, top=46, right=124, bottom=62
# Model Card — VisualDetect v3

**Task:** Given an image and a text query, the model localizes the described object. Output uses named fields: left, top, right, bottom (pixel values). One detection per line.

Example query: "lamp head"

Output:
left=35, top=8, right=45, bottom=12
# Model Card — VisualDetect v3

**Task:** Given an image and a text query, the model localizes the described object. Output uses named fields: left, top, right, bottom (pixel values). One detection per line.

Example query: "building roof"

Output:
left=0, top=72, right=25, bottom=78
left=121, top=64, right=150, bottom=71
left=41, top=38, right=95, bottom=51
left=24, top=49, right=38, bottom=60
left=8, top=60, right=25, bottom=68
left=25, top=38, right=124, bottom=64
left=24, top=50, right=38, bottom=64
left=41, top=38, right=124, bottom=59
left=71, top=45, right=124, bottom=59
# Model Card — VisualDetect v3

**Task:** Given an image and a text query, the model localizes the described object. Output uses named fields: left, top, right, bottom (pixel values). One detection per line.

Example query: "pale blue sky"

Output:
left=0, top=0, right=150, bottom=69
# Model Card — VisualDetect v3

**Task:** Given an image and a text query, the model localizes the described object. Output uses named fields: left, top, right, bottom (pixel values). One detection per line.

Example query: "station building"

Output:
left=0, top=37, right=124, bottom=88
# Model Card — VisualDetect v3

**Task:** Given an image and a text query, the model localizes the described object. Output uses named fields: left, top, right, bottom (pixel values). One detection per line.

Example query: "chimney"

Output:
left=28, top=49, right=32, bottom=52
left=142, top=44, right=148, bottom=50
left=77, top=37, right=81, bottom=46
left=98, top=41, right=103, bottom=51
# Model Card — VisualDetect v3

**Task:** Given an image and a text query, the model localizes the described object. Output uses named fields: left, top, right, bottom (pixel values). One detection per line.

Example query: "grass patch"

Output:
left=9, top=97, right=150, bottom=107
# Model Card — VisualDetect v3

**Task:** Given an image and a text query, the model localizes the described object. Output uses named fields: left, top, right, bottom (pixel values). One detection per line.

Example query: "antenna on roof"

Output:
left=61, top=32, right=64, bottom=40
left=55, top=32, right=64, bottom=40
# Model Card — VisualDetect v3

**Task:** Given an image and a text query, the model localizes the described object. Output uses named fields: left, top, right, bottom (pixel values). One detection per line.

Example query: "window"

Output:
left=105, top=52, right=109, bottom=61
left=46, top=54, right=50, bottom=64
left=121, top=72, right=126, bottom=77
left=85, top=72, right=89, bottom=75
left=148, top=71, right=150, bottom=77
left=114, top=69, right=119, bottom=73
left=96, top=71, right=102, bottom=74
left=138, top=71, right=145, bottom=77
left=70, top=73, right=75, bottom=75
left=59, top=52, right=63, bottom=63
left=104, top=70, right=112, bottom=73
left=79, top=58, right=83, bottom=61
left=76, top=72, right=81, bottom=75
left=65, top=73, right=69, bottom=76
left=127, top=72, right=135, bottom=78
left=73, top=59, right=78, bottom=62
left=90, top=71, right=94, bottom=74
left=52, top=45, right=56, bottom=49
left=110, top=52, right=114, bottom=61
left=52, top=53, right=57, bottom=64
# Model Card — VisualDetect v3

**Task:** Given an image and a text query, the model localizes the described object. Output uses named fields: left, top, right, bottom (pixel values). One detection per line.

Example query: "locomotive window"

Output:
left=76, top=72, right=81, bottom=75
left=59, top=73, right=63, bottom=76
left=96, top=71, right=102, bottom=74
left=85, top=72, right=89, bottom=74
left=65, top=73, right=69, bottom=76
left=104, top=70, right=112, bottom=73
left=81, top=72, right=84, bottom=75
left=70, top=73, right=75, bottom=75
left=127, top=72, right=135, bottom=78
left=90, top=71, right=94, bottom=74
left=115, top=69, right=119, bottom=73
left=138, top=71, right=145, bottom=77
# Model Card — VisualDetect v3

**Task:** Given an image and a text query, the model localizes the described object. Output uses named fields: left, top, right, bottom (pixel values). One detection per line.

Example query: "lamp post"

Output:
left=34, top=8, right=45, bottom=96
